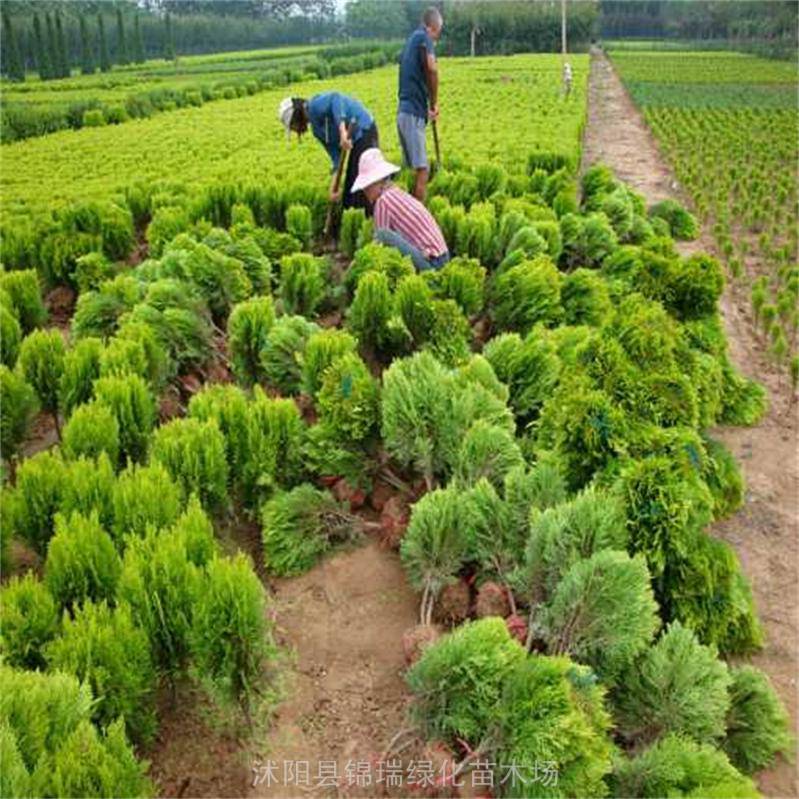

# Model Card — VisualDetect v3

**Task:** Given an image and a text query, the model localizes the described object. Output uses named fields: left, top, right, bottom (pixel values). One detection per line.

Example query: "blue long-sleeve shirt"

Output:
left=307, top=92, right=374, bottom=171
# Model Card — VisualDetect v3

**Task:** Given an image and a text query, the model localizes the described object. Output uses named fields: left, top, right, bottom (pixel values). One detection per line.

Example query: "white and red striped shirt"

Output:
left=373, top=184, right=448, bottom=258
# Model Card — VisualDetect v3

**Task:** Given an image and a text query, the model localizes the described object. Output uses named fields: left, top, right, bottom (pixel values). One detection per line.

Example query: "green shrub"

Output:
left=723, top=665, right=794, bottom=775
left=149, top=417, right=229, bottom=512
left=612, top=734, right=758, bottom=799
left=206, top=231, right=272, bottom=295
left=227, top=296, right=276, bottom=386
left=339, top=207, right=367, bottom=258
left=45, top=600, right=157, bottom=744
left=395, top=274, right=436, bottom=346
left=560, top=211, right=619, bottom=269
left=98, top=336, right=149, bottom=380
left=261, top=484, right=353, bottom=576
left=117, top=527, right=199, bottom=678
left=345, top=241, right=413, bottom=294
left=668, top=254, right=724, bottom=320
left=299, top=328, right=356, bottom=399
left=614, top=621, right=731, bottom=746
left=61, top=401, right=119, bottom=464
left=93, top=374, right=156, bottom=464
left=316, top=353, right=379, bottom=442
left=542, top=550, right=659, bottom=683
left=11, top=449, right=66, bottom=554
left=0, top=723, right=30, bottom=799
left=491, top=256, right=562, bottom=333
left=0, top=365, right=38, bottom=462
left=0, top=573, right=59, bottom=669
left=430, top=257, right=486, bottom=317
left=17, top=328, right=66, bottom=426
left=279, top=252, right=327, bottom=317
left=504, top=455, right=568, bottom=529
left=112, top=319, right=172, bottom=388
left=407, top=618, right=525, bottom=743
left=74, top=251, right=115, bottom=294
left=146, top=205, right=191, bottom=257
left=483, top=330, right=560, bottom=420
left=454, top=420, right=523, bottom=489
left=0, top=302, right=21, bottom=367
left=244, top=391, right=305, bottom=505
left=649, top=199, right=699, bottom=240
left=400, top=486, right=473, bottom=624
left=260, top=314, right=319, bottom=394
left=82, top=108, right=106, bottom=127
left=425, top=298, right=471, bottom=367
left=495, top=655, right=614, bottom=799
left=0, top=269, right=46, bottom=332
left=60, top=454, right=116, bottom=529
left=112, top=461, right=183, bottom=542
left=701, top=436, right=744, bottom=520
left=347, top=270, right=394, bottom=352
left=71, top=275, right=142, bottom=340
left=0, top=666, right=152, bottom=797
left=285, top=203, right=313, bottom=248
left=561, top=268, right=613, bottom=326
left=192, top=553, right=274, bottom=711
left=59, top=337, right=103, bottom=416
left=44, top=511, right=121, bottom=610
left=719, top=360, right=768, bottom=426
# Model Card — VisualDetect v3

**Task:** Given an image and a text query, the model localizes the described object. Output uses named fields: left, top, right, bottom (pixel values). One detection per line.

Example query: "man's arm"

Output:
left=421, top=44, right=439, bottom=119
left=330, top=92, right=352, bottom=151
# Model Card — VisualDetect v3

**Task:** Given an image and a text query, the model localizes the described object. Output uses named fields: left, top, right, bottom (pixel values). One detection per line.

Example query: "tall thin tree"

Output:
left=79, top=14, right=94, bottom=74
left=116, top=7, right=128, bottom=66
left=164, top=12, right=176, bottom=61
left=2, top=13, right=26, bottom=81
left=32, top=13, right=51, bottom=79
left=55, top=11, right=69, bottom=78
left=44, top=13, right=57, bottom=80
left=97, top=13, right=111, bottom=73
left=133, top=15, right=145, bottom=63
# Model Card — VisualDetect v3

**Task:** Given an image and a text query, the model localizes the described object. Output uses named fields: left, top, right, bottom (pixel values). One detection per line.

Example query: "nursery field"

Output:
left=610, top=50, right=799, bottom=376
left=0, top=46, right=795, bottom=799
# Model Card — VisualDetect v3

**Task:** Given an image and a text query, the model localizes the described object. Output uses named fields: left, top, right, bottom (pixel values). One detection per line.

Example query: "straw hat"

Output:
left=351, top=148, right=400, bottom=193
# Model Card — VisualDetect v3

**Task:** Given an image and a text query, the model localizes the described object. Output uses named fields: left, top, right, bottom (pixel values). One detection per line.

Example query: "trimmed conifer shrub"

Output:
left=561, top=268, right=613, bottom=326
left=495, top=655, right=614, bottom=799
left=17, top=328, right=66, bottom=431
left=44, top=511, right=121, bottom=610
left=648, top=199, right=699, bottom=240
left=59, top=336, right=103, bottom=416
left=454, top=420, right=523, bottom=489
left=71, top=274, right=143, bottom=340
left=10, top=449, right=66, bottom=554
left=400, top=486, right=473, bottom=624
left=424, top=298, right=471, bottom=367
left=719, top=360, right=768, bottom=427
left=45, top=599, right=157, bottom=744
left=316, top=353, right=379, bottom=442
left=0, top=365, right=38, bottom=463
left=301, top=327, right=357, bottom=398
left=611, top=734, right=758, bottom=799
left=150, top=417, right=229, bottom=512
left=491, top=256, right=562, bottom=333
left=227, top=295, right=276, bottom=386
left=61, top=401, right=119, bottom=464
left=92, top=373, right=156, bottom=464
left=117, top=526, right=200, bottom=680
left=347, top=269, right=394, bottom=352
left=426, top=256, right=485, bottom=317
left=406, top=617, right=525, bottom=743
left=542, top=550, right=660, bottom=683
left=192, top=553, right=275, bottom=713
left=60, top=454, right=116, bottom=530
left=112, top=461, right=183, bottom=542
left=261, top=314, right=320, bottom=394
left=0, top=572, right=59, bottom=669
left=339, top=207, right=367, bottom=259
left=701, top=436, right=744, bottom=520
left=614, top=621, right=731, bottom=746
left=279, top=252, right=327, bottom=317
left=0, top=301, right=21, bottom=367
left=74, top=251, right=115, bottom=293
left=345, top=241, right=414, bottom=294
left=0, top=269, right=46, bottom=333
left=560, top=211, right=619, bottom=268
left=98, top=336, right=148, bottom=381
left=395, top=274, right=436, bottom=346
left=285, top=203, right=313, bottom=248
left=723, top=665, right=794, bottom=775
left=261, top=483, right=354, bottom=576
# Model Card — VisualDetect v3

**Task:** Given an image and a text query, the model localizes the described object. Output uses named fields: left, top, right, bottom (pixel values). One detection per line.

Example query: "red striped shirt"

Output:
left=373, top=185, right=448, bottom=258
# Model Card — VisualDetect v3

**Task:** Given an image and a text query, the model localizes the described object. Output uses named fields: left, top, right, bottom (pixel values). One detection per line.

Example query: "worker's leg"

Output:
left=397, top=111, right=428, bottom=202
left=343, top=123, right=379, bottom=214
left=374, top=227, right=431, bottom=271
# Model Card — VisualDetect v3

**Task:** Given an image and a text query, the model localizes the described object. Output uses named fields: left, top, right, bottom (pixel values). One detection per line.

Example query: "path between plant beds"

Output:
left=248, top=538, right=419, bottom=799
left=583, top=49, right=798, bottom=797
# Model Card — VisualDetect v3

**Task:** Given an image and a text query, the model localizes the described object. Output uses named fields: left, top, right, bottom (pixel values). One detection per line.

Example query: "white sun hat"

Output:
left=351, top=148, right=400, bottom=193
left=277, top=97, right=294, bottom=140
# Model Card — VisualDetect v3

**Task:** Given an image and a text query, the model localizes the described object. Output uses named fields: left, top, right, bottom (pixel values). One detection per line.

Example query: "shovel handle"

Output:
left=324, top=122, right=356, bottom=238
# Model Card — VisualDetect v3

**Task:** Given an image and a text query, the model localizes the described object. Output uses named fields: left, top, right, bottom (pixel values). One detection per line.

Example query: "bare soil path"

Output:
left=248, top=539, right=418, bottom=798
left=583, top=49, right=798, bottom=798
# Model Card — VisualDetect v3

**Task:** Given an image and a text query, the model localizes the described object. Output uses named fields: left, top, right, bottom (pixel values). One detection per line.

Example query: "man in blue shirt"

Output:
left=397, top=6, right=443, bottom=202
left=278, top=92, right=379, bottom=212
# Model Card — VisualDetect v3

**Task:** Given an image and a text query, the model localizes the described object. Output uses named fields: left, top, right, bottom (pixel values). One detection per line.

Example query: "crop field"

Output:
left=611, top=50, right=799, bottom=374
left=0, top=40, right=795, bottom=799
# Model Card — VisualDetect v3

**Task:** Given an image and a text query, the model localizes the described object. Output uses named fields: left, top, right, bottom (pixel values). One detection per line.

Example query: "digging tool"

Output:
left=323, top=122, right=356, bottom=241
left=431, top=118, right=442, bottom=177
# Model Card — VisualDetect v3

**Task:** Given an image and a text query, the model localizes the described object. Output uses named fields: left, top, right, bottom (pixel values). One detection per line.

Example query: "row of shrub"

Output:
left=0, top=43, right=399, bottom=143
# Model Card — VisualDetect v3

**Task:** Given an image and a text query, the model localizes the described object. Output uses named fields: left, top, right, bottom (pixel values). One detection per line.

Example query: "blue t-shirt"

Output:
left=398, top=27, right=434, bottom=121
left=307, top=92, right=374, bottom=170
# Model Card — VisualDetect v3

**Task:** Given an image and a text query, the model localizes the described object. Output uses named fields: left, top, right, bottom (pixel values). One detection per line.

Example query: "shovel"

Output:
left=431, top=118, right=442, bottom=177
left=323, top=122, right=356, bottom=242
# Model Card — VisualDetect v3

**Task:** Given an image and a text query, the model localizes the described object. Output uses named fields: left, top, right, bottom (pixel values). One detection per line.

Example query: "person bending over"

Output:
left=397, top=6, right=443, bottom=202
left=278, top=92, right=378, bottom=211
left=351, top=147, right=450, bottom=272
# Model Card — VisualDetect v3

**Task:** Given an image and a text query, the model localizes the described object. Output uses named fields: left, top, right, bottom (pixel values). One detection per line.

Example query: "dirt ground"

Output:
left=582, top=49, right=798, bottom=798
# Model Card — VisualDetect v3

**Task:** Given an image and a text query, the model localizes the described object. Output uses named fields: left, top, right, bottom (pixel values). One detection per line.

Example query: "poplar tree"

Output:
left=44, top=13, right=57, bottom=80
left=164, top=12, right=176, bottom=61
left=55, top=11, right=69, bottom=78
left=133, top=15, right=145, bottom=63
left=79, top=14, right=94, bottom=75
left=116, top=7, right=128, bottom=66
left=32, top=13, right=51, bottom=79
left=2, top=13, right=25, bottom=81
left=98, top=13, right=111, bottom=73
